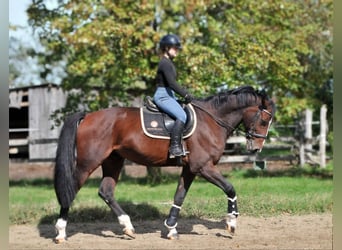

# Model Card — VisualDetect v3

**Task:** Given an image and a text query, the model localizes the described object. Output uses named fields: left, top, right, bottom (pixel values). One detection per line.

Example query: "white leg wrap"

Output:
left=55, top=218, right=67, bottom=241
left=164, top=219, right=178, bottom=230
left=227, top=196, right=237, bottom=202
left=164, top=220, right=179, bottom=239
left=172, top=204, right=182, bottom=210
left=118, top=214, right=134, bottom=231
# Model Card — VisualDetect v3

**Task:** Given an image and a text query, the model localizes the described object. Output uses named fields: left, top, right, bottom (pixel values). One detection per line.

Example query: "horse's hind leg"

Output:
left=98, top=153, right=135, bottom=238
left=54, top=208, right=69, bottom=243
left=54, top=163, right=94, bottom=243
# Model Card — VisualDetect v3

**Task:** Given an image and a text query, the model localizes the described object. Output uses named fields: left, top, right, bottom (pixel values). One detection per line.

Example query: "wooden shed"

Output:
left=9, top=84, right=67, bottom=161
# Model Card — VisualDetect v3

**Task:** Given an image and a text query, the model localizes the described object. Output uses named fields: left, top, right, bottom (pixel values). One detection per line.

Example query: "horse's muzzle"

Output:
left=246, top=139, right=263, bottom=152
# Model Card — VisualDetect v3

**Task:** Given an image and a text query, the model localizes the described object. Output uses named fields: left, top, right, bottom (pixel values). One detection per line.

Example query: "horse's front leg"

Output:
left=199, top=164, right=239, bottom=235
left=164, top=166, right=195, bottom=239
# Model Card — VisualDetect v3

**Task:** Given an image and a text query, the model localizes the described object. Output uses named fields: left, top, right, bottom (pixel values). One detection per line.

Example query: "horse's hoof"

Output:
left=226, top=224, right=235, bottom=236
left=167, top=232, right=179, bottom=240
left=53, top=237, right=66, bottom=244
left=123, top=228, right=136, bottom=239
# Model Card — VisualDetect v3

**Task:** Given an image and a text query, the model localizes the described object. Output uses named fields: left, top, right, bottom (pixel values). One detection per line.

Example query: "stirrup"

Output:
left=169, top=151, right=185, bottom=158
left=169, top=143, right=189, bottom=159
left=169, top=146, right=188, bottom=158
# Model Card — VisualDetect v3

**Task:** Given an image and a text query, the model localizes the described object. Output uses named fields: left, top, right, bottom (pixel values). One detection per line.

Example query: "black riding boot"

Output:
left=169, top=119, right=185, bottom=157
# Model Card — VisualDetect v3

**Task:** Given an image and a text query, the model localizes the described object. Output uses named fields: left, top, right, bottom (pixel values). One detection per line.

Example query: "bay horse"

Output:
left=54, top=85, right=275, bottom=243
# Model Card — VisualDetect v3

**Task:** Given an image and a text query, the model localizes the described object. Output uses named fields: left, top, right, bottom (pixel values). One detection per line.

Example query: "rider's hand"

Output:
left=184, top=94, right=194, bottom=104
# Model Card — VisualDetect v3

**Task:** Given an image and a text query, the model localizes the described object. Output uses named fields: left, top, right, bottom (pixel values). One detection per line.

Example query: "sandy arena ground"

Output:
left=9, top=161, right=332, bottom=249
left=9, top=214, right=332, bottom=250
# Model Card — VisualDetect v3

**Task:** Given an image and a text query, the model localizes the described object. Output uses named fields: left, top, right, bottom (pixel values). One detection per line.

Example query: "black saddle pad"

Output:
left=140, top=104, right=197, bottom=139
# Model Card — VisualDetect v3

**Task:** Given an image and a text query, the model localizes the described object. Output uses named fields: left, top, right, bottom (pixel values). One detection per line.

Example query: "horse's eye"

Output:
left=260, top=120, right=268, bottom=126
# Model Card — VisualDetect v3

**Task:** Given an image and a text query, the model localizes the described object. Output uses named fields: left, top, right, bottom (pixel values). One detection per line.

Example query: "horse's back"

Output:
left=83, top=106, right=138, bottom=122
left=75, top=107, right=141, bottom=159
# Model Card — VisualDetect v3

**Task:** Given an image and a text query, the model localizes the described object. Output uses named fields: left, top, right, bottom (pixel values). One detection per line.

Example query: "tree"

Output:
left=27, top=0, right=333, bottom=126
left=9, top=34, right=43, bottom=87
left=9, top=23, right=67, bottom=88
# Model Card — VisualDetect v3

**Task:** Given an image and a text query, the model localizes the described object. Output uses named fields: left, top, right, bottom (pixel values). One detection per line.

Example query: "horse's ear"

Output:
left=259, top=90, right=276, bottom=117
left=259, top=89, right=267, bottom=98
left=258, top=89, right=267, bottom=108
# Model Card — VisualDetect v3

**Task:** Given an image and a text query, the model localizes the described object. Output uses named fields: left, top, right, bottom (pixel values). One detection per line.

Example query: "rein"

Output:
left=190, top=102, right=239, bottom=133
left=191, top=102, right=272, bottom=139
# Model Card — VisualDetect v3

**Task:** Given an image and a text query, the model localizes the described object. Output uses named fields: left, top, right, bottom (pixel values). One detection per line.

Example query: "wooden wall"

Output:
left=28, top=86, right=67, bottom=160
left=9, top=84, right=67, bottom=161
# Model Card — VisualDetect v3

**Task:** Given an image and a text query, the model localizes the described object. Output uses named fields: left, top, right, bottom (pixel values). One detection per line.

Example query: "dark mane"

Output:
left=200, top=85, right=262, bottom=109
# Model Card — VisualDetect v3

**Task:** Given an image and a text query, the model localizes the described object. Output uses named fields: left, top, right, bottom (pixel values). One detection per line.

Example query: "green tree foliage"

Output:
left=27, top=0, right=332, bottom=125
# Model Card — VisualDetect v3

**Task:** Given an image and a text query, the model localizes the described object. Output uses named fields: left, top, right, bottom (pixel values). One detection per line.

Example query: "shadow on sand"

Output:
left=37, top=203, right=231, bottom=241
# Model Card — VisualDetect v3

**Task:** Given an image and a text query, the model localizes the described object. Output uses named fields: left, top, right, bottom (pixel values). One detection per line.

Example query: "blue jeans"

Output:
left=153, top=87, right=187, bottom=123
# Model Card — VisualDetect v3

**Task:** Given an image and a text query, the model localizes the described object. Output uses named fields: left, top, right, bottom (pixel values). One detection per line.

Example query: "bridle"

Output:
left=191, top=102, right=273, bottom=140
left=245, top=108, right=273, bottom=139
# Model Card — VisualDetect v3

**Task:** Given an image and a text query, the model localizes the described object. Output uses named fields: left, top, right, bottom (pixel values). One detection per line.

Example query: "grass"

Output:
left=9, top=166, right=333, bottom=225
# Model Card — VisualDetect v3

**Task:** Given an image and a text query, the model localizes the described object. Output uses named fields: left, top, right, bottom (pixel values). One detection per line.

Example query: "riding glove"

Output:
left=184, top=94, right=194, bottom=104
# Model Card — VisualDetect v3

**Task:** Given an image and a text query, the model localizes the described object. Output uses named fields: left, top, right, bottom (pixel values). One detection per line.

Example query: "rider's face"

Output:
left=167, top=47, right=179, bottom=58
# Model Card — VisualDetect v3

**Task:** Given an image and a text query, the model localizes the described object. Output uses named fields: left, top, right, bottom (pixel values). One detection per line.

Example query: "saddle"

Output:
left=140, top=96, right=197, bottom=139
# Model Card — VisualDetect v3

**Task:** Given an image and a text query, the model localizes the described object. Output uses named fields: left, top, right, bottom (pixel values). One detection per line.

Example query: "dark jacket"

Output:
left=155, top=57, right=188, bottom=97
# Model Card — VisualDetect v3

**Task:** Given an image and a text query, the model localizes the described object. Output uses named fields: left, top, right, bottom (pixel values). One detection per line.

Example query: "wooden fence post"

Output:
left=299, top=109, right=313, bottom=167
left=298, top=111, right=305, bottom=167
left=319, top=105, right=327, bottom=168
left=299, top=130, right=305, bottom=167
left=305, top=109, right=313, bottom=158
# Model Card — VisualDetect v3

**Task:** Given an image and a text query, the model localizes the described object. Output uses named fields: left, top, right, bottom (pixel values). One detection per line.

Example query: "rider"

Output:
left=153, top=34, right=193, bottom=157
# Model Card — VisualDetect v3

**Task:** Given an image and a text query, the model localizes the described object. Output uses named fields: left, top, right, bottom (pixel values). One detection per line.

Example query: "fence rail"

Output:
left=220, top=135, right=297, bottom=164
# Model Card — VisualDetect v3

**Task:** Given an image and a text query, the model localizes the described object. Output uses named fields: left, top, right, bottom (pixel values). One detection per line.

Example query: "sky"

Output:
left=9, top=1, right=30, bottom=27
left=9, top=0, right=58, bottom=47
left=9, top=0, right=64, bottom=86
left=9, top=0, right=57, bottom=28
left=9, top=0, right=42, bottom=49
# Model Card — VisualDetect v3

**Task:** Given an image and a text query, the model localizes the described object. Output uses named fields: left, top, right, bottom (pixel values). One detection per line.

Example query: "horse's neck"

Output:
left=195, top=101, right=244, bottom=131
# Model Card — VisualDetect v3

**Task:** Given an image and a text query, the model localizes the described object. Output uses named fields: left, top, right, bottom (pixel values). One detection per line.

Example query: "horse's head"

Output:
left=242, top=98, right=275, bottom=152
left=196, top=85, right=276, bottom=152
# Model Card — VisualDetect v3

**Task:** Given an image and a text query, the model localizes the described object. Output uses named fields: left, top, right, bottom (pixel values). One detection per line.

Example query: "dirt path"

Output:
left=9, top=213, right=332, bottom=250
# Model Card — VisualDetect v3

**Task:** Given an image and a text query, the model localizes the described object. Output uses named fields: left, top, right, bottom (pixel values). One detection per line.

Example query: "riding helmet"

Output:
left=159, top=34, right=182, bottom=51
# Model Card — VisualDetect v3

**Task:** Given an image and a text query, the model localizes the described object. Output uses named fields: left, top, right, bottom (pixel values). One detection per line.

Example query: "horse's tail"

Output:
left=54, top=111, right=86, bottom=208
